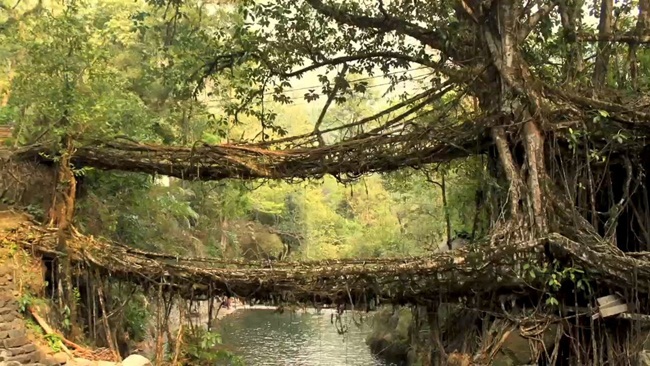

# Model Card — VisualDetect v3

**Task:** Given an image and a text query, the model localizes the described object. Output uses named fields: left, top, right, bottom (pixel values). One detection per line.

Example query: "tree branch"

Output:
left=0, top=0, right=42, bottom=31
left=313, top=64, right=349, bottom=145
left=578, top=33, right=650, bottom=44
left=253, top=85, right=450, bottom=147
left=492, top=127, right=524, bottom=220
left=544, top=84, right=650, bottom=127
left=304, top=0, right=445, bottom=51
left=267, top=52, right=439, bottom=78
left=518, top=0, right=558, bottom=41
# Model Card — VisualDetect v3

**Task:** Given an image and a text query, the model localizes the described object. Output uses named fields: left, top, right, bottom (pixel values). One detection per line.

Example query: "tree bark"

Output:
left=629, top=0, right=650, bottom=88
left=491, top=127, right=523, bottom=220
left=523, top=119, right=547, bottom=234
left=559, top=0, right=583, bottom=82
left=48, top=136, right=79, bottom=339
left=480, top=1, right=549, bottom=235
left=593, top=0, right=613, bottom=86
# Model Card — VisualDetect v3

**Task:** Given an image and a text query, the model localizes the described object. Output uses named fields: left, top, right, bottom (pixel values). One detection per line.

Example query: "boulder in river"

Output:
left=120, top=354, right=152, bottom=366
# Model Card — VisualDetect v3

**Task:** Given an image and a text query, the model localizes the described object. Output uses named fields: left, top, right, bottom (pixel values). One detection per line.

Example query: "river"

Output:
left=211, top=308, right=403, bottom=366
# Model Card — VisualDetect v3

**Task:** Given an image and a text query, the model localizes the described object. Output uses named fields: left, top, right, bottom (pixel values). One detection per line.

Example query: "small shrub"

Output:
left=24, top=318, right=44, bottom=336
left=181, top=327, right=244, bottom=366
left=44, top=333, right=64, bottom=353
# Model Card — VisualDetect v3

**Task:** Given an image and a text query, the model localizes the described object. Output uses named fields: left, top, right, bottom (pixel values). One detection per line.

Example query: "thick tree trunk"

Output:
left=629, top=0, right=650, bottom=88
left=522, top=120, right=547, bottom=235
left=559, top=0, right=583, bottom=82
left=593, top=0, right=613, bottom=86
left=482, top=1, right=549, bottom=236
left=48, top=136, right=79, bottom=339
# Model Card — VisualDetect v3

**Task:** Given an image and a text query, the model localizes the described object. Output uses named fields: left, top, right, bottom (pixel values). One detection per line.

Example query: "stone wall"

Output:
left=0, top=264, right=53, bottom=366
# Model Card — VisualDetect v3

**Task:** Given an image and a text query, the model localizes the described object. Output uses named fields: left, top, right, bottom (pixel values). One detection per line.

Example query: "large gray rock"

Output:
left=121, top=354, right=152, bottom=366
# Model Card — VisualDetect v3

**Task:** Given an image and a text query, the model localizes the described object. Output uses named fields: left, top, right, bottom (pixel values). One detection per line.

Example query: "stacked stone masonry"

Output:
left=0, top=265, right=57, bottom=366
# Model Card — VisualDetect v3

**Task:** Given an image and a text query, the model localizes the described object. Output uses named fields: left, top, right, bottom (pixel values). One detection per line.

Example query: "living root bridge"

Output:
left=5, top=218, right=650, bottom=306
left=6, top=119, right=489, bottom=181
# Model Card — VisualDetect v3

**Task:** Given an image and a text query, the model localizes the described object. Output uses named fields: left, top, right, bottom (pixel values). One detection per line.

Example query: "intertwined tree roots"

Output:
left=2, top=212, right=650, bottom=307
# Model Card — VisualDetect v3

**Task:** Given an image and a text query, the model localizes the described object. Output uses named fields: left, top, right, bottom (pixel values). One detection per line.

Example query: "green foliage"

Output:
left=0, top=105, right=18, bottom=126
left=24, top=318, right=44, bottom=336
left=9, top=3, right=148, bottom=143
left=44, top=333, right=64, bottom=353
left=61, top=304, right=71, bottom=331
left=523, top=259, right=593, bottom=309
left=17, top=291, right=45, bottom=314
left=123, top=293, right=150, bottom=342
left=17, top=293, right=35, bottom=313
left=181, top=328, right=244, bottom=366
left=3, top=0, right=233, bottom=148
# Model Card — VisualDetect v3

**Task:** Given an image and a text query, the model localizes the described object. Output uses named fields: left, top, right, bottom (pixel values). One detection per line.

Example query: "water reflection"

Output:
left=213, top=308, right=400, bottom=366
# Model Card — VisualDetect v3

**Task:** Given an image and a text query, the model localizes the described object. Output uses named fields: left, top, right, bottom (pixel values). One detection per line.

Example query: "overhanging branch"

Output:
left=577, top=33, right=650, bottom=44
left=254, top=79, right=464, bottom=148
left=518, top=0, right=559, bottom=41
left=265, top=52, right=440, bottom=78
left=304, top=0, right=445, bottom=51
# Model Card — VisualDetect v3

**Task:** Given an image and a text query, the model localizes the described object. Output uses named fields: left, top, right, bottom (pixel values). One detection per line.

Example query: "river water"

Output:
left=212, top=308, right=400, bottom=366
